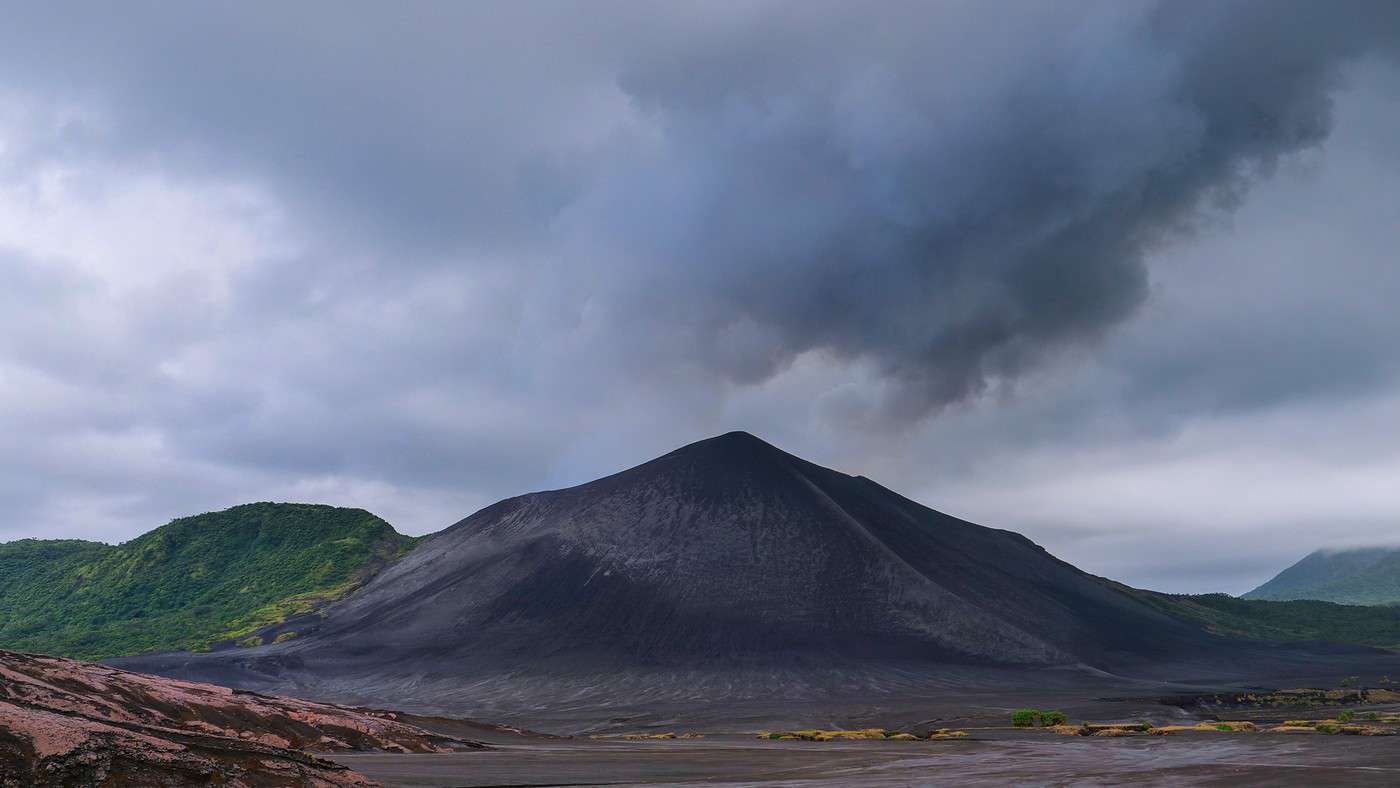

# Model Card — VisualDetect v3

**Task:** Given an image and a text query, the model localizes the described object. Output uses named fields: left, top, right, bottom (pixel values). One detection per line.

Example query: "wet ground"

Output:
left=332, top=731, right=1400, bottom=787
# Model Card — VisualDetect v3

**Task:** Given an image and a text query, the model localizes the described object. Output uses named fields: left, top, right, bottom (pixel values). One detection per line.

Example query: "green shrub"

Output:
left=1011, top=708, right=1067, bottom=728
left=1338, top=710, right=1354, bottom=723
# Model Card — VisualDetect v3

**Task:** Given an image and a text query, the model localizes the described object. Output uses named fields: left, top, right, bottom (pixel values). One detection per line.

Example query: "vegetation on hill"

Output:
left=0, top=503, right=416, bottom=659
left=1244, top=547, right=1400, bottom=606
left=1125, top=588, right=1400, bottom=650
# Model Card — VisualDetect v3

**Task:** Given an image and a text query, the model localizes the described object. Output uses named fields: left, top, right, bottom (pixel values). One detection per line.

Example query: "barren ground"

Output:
left=329, top=681, right=1400, bottom=787
left=333, top=732, right=1400, bottom=787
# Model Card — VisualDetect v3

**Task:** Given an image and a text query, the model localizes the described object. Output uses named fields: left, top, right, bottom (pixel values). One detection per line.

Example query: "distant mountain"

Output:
left=0, top=503, right=415, bottom=659
left=1244, top=547, right=1400, bottom=606
left=1124, top=588, right=1400, bottom=648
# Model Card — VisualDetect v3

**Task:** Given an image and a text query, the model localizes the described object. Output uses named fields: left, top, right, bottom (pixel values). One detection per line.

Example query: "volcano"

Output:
left=307, top=431, right=1206, bottom=665
left=113, top=432, right=1372, bottom=723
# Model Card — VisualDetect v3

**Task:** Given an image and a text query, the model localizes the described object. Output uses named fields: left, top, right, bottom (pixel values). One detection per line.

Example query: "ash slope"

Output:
left=313, top=431, right=1216, bottom=668
left=121, top=433, right=1231, bottom=686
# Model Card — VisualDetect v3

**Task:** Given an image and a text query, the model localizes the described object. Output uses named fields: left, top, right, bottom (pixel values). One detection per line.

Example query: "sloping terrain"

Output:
left=115, top=434, right=1284, bottom=711
left=1245, top=547, right=1400, bottom=605
left=298, top=431, right=1216, bottom=668
left=0, top=503, right=415, bottom=659
left=0, top=649, right=482, bottom=786
left=111, top=434, right=1400, bottom=725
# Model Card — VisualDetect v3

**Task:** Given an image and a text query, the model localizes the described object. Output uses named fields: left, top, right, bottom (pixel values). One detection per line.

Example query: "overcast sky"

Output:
left=1, top=1, right=1397, bottom=593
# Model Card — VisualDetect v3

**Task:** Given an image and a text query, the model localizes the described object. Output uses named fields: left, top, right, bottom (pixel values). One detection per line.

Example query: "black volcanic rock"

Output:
left=116, top=432, right=1238, bottom=714
left=305, top=431, right=1208, bottom=667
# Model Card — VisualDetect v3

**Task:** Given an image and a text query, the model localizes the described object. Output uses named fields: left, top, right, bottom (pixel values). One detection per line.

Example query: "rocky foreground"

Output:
left=0, top=649, right=483, bottom=786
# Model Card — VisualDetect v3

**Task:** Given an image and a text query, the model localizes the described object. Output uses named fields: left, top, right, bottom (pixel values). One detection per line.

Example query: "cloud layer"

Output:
left=0, top=1, right=1397, bottom=592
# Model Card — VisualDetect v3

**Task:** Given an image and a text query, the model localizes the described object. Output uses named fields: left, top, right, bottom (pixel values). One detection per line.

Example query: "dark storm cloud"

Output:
left=569, top=0, right=1400, bottom=421
left=2, top=2, right=1396, bottom=425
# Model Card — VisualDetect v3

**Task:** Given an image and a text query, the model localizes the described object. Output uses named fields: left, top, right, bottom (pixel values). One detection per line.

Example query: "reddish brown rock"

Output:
left=0, top=650, right=483, bottom=786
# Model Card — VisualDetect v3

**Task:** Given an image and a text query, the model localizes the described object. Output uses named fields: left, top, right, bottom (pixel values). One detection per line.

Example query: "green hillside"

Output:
left=1124, top=587, right=1400, bottom=650
left=0, top=503, right=416, bottom=659
left=1243, top=547, right=1400, bottom=606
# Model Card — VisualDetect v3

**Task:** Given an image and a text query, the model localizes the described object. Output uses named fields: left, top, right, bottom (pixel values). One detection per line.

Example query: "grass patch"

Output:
left=1148, top=722, right=1257, bottom=735
left=1012, top=709, right=1068, bottom=727
left=1049, top=722, right=1153, bottom=737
